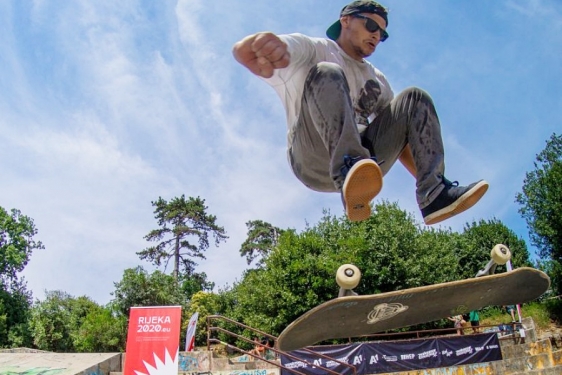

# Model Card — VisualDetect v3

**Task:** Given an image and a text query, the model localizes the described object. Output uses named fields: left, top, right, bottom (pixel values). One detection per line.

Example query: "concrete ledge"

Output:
left=211, top=357, right=245, bottom=370
left=0, top=353, right=121, bottom=375
left=492, top=352, right=556, bottom=374
left=527, top=352, right=556, bottom=370
left=552, top=350, right=562, bottom=366
left=0, top=348, right=50, bottom=354
left=502, top=339, right=553, bottom=359
left=512, top=368, right=562, bottom=375
left=373, top=362, right=495, bottom=375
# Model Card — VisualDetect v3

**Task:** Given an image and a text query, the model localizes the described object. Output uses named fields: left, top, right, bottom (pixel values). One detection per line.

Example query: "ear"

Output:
left=340, top=15, right=351, bottom=30
left=337, top=15, right=356, bottom=41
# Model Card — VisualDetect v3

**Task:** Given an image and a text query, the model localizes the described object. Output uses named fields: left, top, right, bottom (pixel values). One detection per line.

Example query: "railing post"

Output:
left=206, top=315, right=211, bottom=351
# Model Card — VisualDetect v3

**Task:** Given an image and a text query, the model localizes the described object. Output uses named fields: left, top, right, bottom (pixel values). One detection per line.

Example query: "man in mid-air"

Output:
left=232, top=0, right=488, bottom=224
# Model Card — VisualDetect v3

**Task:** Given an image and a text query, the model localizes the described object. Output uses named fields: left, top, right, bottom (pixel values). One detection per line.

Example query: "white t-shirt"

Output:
left=264, top=33, right=394, bottom=146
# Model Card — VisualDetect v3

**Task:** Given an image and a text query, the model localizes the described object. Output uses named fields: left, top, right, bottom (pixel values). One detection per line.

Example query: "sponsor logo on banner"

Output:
left=124, top=306, right=182, bottom=375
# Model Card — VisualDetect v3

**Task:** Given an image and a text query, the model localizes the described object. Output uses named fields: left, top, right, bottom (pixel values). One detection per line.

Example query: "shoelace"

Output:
left=442, top=176, right=459, bottom=187
left=340, top=155, right=381, bottom=177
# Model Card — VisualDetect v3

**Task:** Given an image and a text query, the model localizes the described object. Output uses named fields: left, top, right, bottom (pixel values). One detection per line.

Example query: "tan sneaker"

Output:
left=341, top=157, right=383, bottom=222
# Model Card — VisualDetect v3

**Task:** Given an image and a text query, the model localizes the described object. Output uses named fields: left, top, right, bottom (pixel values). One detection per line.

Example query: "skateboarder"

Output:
left=232, top=0, right=488, bottom=224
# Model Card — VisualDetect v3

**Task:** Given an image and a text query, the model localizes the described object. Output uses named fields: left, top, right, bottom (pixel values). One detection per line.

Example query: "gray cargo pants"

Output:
left=288, top=62, right=446, bottom=209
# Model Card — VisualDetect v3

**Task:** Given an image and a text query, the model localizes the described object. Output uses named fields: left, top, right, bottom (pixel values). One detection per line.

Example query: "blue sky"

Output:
left=1, top=0, right=561, bottom=304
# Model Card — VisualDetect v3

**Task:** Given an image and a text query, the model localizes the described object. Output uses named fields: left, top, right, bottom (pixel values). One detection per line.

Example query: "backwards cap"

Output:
left=326, top=0, right=389, bottom=40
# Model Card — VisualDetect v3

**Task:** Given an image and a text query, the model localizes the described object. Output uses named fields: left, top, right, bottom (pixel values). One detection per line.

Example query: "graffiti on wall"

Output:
left=0, top=367, right=66, bottom=375
left=84, top=368, right=105, bottom=375
left=227, top=370, right=277, bottom=375
left=178, top=352, right=211, bottom=372
left=230, top=354, right=252, bottom=363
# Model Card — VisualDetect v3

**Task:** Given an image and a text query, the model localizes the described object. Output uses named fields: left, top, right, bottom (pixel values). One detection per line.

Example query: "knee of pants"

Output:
left=305, top=62, right=347, bottom=86
left=395, top=86, right=435, bottom=106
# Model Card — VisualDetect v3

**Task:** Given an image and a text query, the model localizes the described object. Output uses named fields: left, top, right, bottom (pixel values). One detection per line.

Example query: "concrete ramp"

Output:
left=0, top=352, right=121, bottom=375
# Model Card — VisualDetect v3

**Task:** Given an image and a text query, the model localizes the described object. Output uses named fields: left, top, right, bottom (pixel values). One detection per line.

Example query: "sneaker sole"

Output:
left=343, top=159, right=383, bottom=222
left=424, top=180, right=489, bottom=225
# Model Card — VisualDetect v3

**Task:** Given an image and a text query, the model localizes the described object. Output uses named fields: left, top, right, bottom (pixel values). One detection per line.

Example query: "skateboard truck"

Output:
left=475, top=244, right=512, bottom=278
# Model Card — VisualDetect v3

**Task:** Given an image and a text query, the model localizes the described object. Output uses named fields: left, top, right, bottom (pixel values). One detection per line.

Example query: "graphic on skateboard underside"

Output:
left=277, top=267, right=549, bottom=352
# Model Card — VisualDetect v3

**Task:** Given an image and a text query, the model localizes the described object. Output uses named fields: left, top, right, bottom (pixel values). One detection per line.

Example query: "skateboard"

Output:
left=277, top=244, right=550, bottom=352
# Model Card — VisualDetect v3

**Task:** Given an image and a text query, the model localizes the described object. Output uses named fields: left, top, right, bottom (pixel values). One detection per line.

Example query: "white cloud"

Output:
left=506, top=0, right=562, bottom=21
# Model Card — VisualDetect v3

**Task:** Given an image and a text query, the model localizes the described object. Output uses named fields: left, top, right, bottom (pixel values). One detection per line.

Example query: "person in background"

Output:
left=448, top=315, right=465, bottom=335
left=505, top=305, right=517, bottom=322
left=469, top=310, right=480, bottom=334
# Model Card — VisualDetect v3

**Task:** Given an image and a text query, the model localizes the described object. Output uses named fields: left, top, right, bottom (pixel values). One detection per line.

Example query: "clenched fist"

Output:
left=232, top=32, right=290, bottom=78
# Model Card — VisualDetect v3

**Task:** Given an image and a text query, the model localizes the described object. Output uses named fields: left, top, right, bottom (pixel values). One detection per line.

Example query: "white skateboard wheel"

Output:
left=491, top=244, right=511, bottom=265
left=336, top=264, right=361, bottom=290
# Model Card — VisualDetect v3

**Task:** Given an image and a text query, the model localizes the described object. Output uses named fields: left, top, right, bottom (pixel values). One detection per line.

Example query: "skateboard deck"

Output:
left=277, top=267, right=549, bottom=352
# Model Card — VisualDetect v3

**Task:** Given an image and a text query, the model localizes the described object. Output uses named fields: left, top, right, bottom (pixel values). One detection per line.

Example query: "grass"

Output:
left=479, top=302, right=552, bottom=331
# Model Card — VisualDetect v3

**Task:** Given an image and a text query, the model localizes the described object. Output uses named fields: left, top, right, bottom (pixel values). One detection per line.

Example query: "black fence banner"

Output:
left=280, top=333, right=502, bottom=375
left=362, top=336, right=441, bottom=373
left=281, top=342, right=363, bottom=375
left=438, top=333, right=502, bottom=367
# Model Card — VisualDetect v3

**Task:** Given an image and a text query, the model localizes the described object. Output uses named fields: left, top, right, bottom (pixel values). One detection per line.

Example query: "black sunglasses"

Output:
left=353, top=14, right=389, bottom=42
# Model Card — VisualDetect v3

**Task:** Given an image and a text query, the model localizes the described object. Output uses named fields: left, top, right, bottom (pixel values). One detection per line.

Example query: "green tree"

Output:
left=111, top=267, right=186, bottom=318
left=29, top=291, right=99, bottom=352
left=240, top=220, right=284, bottom=267
left=179, top=271, right=215, bottom=300
left=138, top=195, right=228, bottom=281
left=0, top=206, right=43, bottom=348
left=73, top=305, right=127, bottom=352
left=0, top=207, right=44, bottom=283
left=516, top=133, right=562, bottom=294
left=458, top=218, right=532, bottom=279
left=182, top=291, right=221, bottom=348
left=0, top=280, right=33, bottom=348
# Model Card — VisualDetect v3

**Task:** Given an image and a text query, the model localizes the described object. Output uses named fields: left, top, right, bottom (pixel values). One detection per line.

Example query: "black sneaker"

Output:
left=340, top=155, right=383, bottom=222
left=421, top=178, right=489, bottom=225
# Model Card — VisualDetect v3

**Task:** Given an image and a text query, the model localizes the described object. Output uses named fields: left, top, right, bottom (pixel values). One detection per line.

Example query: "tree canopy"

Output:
left=0, top=206, right=42, bottom=348
left=517, top=133, right=562, bottom=294
left=111, top=267, right=186, bottom=318
left=0, top=207, right=44, bottom=285
left=240, top=220, right=284, bottom=267
left=137, top=195, right=228, bottom=281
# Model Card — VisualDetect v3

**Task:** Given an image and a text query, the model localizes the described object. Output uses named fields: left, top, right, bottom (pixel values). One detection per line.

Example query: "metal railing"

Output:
left=206, top=315, right=357, bottom=375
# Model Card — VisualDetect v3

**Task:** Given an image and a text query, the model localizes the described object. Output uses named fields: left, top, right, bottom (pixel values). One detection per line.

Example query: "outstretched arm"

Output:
left=232, top=32, right=291, bottom=78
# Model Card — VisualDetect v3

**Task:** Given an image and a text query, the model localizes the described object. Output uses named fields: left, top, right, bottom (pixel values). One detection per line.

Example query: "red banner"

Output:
left=124, top=306, right=182, bottom=375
